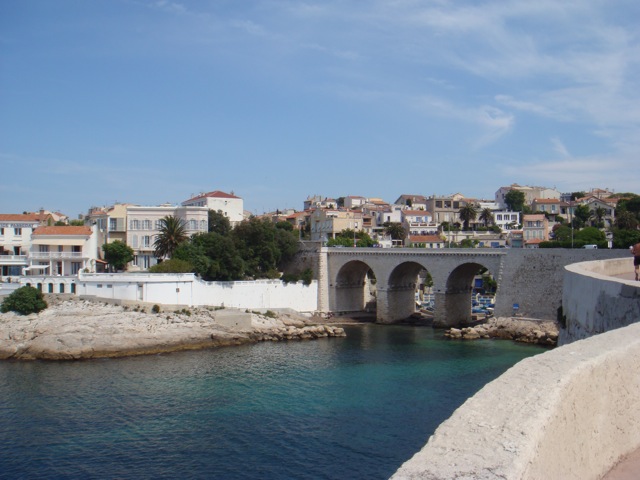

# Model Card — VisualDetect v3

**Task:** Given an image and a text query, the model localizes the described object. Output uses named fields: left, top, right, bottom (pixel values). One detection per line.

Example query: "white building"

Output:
left=28, top=225, right=99, bottom=276
left=0, top=214, right=45, bottom=277
left=401, top=210, right=438, bottom=236
left=181, top=190, right=244, bottom=226
left=126, top=205, right=208, bottom=271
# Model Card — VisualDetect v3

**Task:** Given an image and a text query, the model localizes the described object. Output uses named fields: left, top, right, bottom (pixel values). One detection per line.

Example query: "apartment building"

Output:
left=522, top=214, right=550, bottom=247
left=181, top=190, right=244, bottom=226
left=0, top=214, right=45, bottom=277
left=309, top=209, right=364, bottom=242
left=425, top=193, right=468, bottom=224
left=28, top=225, right=99, bottom=276
left=126, top=205, right=208, bottom=270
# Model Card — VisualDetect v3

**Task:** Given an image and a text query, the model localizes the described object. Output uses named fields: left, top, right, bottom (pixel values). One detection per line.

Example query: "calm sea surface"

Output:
left=0, top=325, right=545, bottom=480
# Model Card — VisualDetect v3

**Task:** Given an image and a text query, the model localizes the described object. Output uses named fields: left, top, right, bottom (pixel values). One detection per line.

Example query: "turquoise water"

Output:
left=0, top=325, right=545, bottom=479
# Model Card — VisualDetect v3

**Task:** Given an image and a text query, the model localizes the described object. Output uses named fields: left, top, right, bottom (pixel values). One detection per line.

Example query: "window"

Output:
left=131, top=235, right=138, bottom=248
left=143, top=220, right=151, bottom=230
left=39, top=245, right=49, bottom=253
left=155, top=220, right=162, bottom=230
left=132, top=255, right=139, bottom=266
left=14, top=228, right=22, bottom=236
left=435, top=201, right=443, bottom=208
left=71, top=262, right=82, bottom=275
left=72, top=245, right=81, bottom=253
left=58, top=245, right=64, bottom=252
left=109, top=218, right=117, bottom=231
left=189, top=219, right=197, bottom=230
left=142, top=236, right=151, bottom=247
left=130, top=220, right=140, bottom=230
left=0, top=228, right=4, bottom=236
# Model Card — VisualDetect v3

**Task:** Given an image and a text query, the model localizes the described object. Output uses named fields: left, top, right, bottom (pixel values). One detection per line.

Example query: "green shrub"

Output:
left=149, top=258, right=194, bottom=273
left=1, top=286, right=48, bottom=315
left=281, top=273, right=300, bottom=284
left=300, top=268, right=314, bottom=286
left=152, top=304, right=161, bottom=314
left=265, top=310, right=277, bottom=319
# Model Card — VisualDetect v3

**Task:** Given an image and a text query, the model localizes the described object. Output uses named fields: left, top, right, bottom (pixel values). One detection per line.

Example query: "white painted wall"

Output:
left=76, top=272, right=319, bottom=311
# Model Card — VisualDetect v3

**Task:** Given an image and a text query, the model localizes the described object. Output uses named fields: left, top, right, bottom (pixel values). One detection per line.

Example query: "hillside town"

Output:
left=0, top=184, right=634, bottom=282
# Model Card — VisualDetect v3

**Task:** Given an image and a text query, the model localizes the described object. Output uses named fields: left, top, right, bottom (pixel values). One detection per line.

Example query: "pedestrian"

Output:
left=632, top=241, right=640, bottom=281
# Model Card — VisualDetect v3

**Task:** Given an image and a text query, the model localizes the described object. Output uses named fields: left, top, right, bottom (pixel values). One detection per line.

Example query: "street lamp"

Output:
left=354, top=222, right=358, bottom=247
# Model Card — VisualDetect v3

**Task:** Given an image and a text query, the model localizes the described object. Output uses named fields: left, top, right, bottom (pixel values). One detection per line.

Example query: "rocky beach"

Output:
left=0, top=296, right=346, bottom=361
left=444, top=316, right=559, bottom=346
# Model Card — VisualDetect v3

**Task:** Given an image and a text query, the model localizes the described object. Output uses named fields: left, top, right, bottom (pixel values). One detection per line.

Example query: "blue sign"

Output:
left=513, top=303, right=519, bottom=310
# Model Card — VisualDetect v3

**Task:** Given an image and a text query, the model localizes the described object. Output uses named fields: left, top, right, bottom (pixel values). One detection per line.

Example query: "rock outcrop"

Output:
left=444, top=317, right=558, bottom=346
left=0, top=298, right=345, bottom=361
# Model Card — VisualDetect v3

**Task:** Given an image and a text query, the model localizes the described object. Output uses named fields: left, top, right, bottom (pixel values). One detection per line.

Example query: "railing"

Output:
left=30, top=252, right=85, bottom=260
left=0, top=255, right=28, bottom=264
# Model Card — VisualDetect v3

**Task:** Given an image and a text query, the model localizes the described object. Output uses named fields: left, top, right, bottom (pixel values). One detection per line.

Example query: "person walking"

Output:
left=632, top=242, right=640, bottom=281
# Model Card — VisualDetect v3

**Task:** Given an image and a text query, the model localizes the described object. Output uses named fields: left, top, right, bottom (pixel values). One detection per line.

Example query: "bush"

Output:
left=300, top=268, right=314, bottom=286
left=1, top=286, right=48, bottom=315
left=152, top=304, right=161, bottom=314
left=149, top=258, right=194, bottom=273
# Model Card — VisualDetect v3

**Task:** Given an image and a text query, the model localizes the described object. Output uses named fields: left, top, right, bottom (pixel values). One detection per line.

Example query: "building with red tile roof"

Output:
left=181, top=190, right=244, bottom=225
left=28, top=224, right=99, bottom=276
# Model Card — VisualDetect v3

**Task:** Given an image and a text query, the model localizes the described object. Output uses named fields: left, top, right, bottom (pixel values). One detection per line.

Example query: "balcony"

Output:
left=0, top=255, right=28, bottom=266
left=30, top=252, right=85, bottom=260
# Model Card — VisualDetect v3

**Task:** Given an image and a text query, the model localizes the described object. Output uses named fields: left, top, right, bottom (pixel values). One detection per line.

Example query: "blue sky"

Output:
left=2, top=0, right=639, bottom=218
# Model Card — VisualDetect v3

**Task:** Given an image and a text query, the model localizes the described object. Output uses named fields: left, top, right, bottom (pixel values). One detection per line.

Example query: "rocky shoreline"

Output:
left=0, top=297, right=346, bottom=361
left=444, top=316, right=559, bottom=346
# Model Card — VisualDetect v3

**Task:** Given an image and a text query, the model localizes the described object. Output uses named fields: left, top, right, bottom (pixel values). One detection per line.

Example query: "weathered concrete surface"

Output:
left=0, top=297, right=345, bottom=360
left=561, top=257, right=640, bottom=345
left=391, top=322, right=640, bottom=480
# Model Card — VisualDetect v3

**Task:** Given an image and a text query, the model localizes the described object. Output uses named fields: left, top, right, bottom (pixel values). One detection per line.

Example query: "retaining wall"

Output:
left=561, top=258, right=640, bottom=344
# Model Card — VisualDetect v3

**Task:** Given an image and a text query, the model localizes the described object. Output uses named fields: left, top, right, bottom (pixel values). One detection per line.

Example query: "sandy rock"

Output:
left=0, top=298, right=346, bottom=360
left=444, top=317, right=559, bottom=346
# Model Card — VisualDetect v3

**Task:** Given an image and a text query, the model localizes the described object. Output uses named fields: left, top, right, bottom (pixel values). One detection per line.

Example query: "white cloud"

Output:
left=551, top=138, right=570, bottom=158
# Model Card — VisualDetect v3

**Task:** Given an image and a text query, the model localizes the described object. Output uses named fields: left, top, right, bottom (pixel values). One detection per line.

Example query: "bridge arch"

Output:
left=381, top=261, right=434, bottom=322
left=331, top=260, right=377, bottom=314
left=436, top=261, right=497, bottom=326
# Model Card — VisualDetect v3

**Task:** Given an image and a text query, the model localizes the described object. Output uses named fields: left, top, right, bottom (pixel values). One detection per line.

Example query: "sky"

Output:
left=1, top=0, right=640, bottom=218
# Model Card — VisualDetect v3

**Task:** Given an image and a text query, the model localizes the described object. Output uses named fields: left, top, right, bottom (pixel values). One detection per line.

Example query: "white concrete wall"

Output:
left=392, top=322, right=640, bottom=480
left=561, top=258, right=640, bottom=344
left=76, top=273, right=318, bottom=311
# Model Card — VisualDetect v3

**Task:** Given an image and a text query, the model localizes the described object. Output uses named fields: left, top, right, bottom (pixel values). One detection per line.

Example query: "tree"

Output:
left=479, top=208, right=495, bottom=228
left=275, top=221, right=293, bottom=231
left=103, top=240, right=134, bottom=272
left=383, top=222, right=406, bottom=241
left=208, top=210, right=231, bottom=236
left=575, top=226, right=606, bottom=245
left=504, top=190, right=526, bottom=212
left=69, top=219, right=85, bottom=226
left=458, top=203, right=478, bottom=231
left=233, top=217, right=299, bottom=278
left=615, top=210, right=638, bottom=230
left=590, top=207, right=606, bottom=228
left=572, top=204, right=591, bottom=229
left=570, top=191, right=586, bottom=201
left=174, top=232, right=245, bottom=281
left=1, top=286, right=48, bottom=315
left=327, top=229, right=376, bottom=247
left=149, top=258, right=194, bottom=273
left=154, top=216, right=188, bottom=260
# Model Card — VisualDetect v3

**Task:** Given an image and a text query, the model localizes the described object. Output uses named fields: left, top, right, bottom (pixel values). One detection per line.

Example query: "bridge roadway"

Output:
left=316, top=246, right=630, bottom=327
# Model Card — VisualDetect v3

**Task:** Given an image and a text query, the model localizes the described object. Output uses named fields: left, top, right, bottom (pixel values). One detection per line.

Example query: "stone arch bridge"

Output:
left=315, top=247, right=629, bottom=327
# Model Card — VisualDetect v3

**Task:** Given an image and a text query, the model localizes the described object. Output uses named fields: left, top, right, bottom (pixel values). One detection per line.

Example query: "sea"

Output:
left=0, top=324, right=546, bottom=480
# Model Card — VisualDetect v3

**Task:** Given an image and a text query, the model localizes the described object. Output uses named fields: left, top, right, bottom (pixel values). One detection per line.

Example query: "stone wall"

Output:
left=392, top=322, right=640, bottom=480
left=494, top=249, right=628, bottom=320
left=561, top=257, right=640, bottom=344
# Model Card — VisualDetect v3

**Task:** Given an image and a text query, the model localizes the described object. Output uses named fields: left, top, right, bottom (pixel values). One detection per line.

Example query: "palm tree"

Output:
left=383, top=222, right=406, bottom=241
left=458, top=203, right=478, bottom=231
left=479, top=208, right=495, bottom=228
left=154, top=216, right=188, bottom=260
